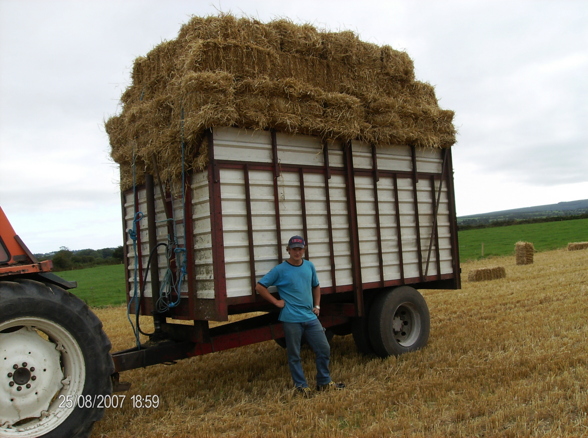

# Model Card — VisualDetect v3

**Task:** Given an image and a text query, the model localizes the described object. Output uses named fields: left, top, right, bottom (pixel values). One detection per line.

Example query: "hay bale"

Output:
left=515, top=241, right=535, bottom=265
left=106, top=13, right=457, bottom=189
left=568, top=242, right=588, bottom=251
left=468, top=266, right=507, bottom=282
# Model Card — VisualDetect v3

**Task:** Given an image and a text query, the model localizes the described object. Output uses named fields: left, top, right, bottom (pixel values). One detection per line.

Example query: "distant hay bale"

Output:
left=515, top=241, right=534, bottom=265
left=568, top=242, right=588, bottom=251
left=105, top=13, right=457, bottom=189
left=468, top=266, right=506, bottom=282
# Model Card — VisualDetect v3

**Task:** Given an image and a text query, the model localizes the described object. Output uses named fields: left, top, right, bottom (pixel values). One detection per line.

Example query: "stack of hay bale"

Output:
left=568, top=242, right=588, bottom=251
left=105, top=14, right=457, bottom=189
left=515, top=242, right=535, bottom=265
left=468, top=266, right=507, bottom=282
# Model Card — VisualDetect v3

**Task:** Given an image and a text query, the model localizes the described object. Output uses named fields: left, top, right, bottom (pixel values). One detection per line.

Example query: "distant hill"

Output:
left=458, top=199, right=588, bottom=228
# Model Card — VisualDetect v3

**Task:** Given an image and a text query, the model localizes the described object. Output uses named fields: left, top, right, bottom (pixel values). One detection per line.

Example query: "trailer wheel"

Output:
left=0, top=279, right=113, bottom=438
left=368, top=286, right=430, bottom=358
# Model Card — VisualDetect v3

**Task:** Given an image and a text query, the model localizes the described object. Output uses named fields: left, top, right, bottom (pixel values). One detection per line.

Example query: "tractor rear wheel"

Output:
left=0, top=279, right=113, bottom=438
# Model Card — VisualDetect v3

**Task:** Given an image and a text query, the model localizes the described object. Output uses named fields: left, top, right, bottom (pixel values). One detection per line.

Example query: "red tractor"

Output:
left=0, top=207, right=113, bottom=438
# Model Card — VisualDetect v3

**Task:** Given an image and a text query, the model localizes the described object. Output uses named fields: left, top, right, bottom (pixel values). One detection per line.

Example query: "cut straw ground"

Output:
left=92, top=248, right=588, bottom=437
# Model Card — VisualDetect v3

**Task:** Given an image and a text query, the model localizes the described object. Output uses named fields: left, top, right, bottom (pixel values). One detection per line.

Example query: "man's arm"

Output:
left=312, top=284, right=321, bottom=315
left=255, top=283, right=285, bottom=308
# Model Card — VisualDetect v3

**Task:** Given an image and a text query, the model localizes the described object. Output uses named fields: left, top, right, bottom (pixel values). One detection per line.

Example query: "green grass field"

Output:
left=59, top=264, right=127, bottom=307
left=57, top=219, right=587, bottom=308
left=458, top=217, right=588, bottom=261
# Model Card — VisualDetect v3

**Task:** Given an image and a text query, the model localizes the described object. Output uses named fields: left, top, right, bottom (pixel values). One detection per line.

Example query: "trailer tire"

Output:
left=0, top=279, right=113, bottom=438
left=368, top=286, right=430, bottom=358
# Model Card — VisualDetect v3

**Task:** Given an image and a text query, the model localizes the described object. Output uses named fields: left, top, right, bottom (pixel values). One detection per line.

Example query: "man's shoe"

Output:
left=295, top=386, right=313, bottom=398
left=316, top=381, right=345, bottom=391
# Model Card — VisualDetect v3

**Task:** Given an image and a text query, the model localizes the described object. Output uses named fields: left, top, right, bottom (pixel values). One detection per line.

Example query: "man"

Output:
left=255, top=235, right=345, bottom=396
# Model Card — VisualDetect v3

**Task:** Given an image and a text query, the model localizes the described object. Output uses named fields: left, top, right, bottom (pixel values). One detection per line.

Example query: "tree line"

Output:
left=38, top=246, right=124, bottom=271
left=458, top=212, right=588, bottom=231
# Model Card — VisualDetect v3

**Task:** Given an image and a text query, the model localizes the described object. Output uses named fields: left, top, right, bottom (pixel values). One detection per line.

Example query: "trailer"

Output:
left=0, top=14, right=460, bottom=438
left=113, top=125, right=460, bottom=374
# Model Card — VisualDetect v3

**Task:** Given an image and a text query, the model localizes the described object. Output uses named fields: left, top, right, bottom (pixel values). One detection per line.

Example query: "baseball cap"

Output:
left=288, top=235, right=306, bottom=248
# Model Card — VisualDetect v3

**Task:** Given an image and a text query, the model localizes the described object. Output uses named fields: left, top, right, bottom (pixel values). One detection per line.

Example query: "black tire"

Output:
left=368, top=286, right=430, bottom=358
left=0, top=279, right=114, bottom=438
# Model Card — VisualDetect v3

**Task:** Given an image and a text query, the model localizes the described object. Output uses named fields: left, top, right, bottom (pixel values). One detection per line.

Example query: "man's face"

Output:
left=287, top=246, right=305, bottom=262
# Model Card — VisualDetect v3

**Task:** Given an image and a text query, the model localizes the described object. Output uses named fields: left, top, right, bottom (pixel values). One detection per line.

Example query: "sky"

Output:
left=1, top=0, right=586, bottom=253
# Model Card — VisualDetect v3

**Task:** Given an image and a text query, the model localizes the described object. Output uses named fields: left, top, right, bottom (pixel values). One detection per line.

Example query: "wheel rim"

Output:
left=391, top=303, right=421, bottom=347
left=0, top=317, right=86, bottom=437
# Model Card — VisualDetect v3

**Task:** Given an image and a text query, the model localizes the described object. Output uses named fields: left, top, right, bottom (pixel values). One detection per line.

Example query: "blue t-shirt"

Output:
left=259, top=260, right=320, bottom=323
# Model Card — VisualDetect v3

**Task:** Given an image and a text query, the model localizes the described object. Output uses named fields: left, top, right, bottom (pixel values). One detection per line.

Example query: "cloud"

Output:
left=1, top=0, right=587, bottom=252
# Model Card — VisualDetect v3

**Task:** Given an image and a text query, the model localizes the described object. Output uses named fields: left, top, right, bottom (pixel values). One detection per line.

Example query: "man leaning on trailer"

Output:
left=256, top=235, right=345, bottom=397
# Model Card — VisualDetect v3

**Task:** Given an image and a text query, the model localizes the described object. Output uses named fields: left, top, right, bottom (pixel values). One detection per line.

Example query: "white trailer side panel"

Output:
left=123, top=126, right=458, bottom=308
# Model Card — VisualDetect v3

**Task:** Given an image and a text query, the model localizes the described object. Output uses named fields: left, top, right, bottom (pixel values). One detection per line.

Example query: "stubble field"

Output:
left=91, top=247, right=588, bottom=437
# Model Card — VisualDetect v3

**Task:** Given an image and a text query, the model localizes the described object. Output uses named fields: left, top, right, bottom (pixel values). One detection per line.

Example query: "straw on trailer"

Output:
left=105, top=14, right=457, bottom=189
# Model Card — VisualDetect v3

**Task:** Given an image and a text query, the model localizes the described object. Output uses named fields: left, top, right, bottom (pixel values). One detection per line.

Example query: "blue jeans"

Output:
left=282, top=319, right=331, bottom=388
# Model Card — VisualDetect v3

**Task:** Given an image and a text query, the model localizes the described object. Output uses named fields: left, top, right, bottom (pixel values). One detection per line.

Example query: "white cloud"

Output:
left=1, top=0, right=587, bottom=252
